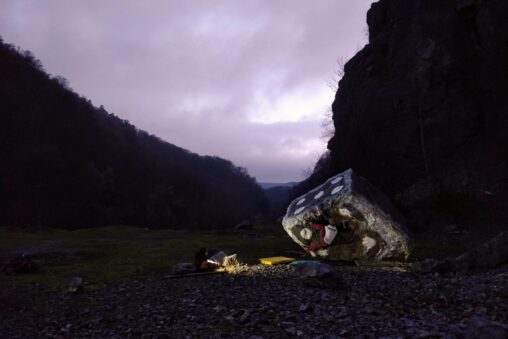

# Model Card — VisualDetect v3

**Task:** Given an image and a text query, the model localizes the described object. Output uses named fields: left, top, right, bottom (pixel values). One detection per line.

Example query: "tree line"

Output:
left=0, top=38, right=267, bottom=229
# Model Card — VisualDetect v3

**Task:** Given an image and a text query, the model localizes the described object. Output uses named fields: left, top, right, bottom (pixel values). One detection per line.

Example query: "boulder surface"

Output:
left=282, top=169, right=412, bottom=261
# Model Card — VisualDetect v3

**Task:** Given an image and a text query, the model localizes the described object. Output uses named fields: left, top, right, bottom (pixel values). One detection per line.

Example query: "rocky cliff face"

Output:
left=323, top=0, right=508, bottom=230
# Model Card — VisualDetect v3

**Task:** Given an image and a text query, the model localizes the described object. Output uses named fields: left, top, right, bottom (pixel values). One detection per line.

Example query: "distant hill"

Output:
left=259, top=182, right=298, bottom=190
left=259, top=182, right=298, bottom=219
left=0, top=38, right=267, bottom=229
left=263, top=185, right=295, bottom=220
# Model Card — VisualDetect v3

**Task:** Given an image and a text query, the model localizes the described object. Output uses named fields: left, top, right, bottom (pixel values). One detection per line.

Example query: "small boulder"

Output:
left=464, top=317, right=508, bottom=339
left=238, top=310, right=251, bottom=324
left=414, top=231, right=508, bottom=274
left=455, top=231, right=508, bottom=271
left=448, top=317, right=508, bottom=339
left=292, top=261, right=343, bottom=289
left=282, top=169, right=413, bottom=261
left=67, top=276, right=84, bottom=294
left=293, top=261, right=332, bottom=278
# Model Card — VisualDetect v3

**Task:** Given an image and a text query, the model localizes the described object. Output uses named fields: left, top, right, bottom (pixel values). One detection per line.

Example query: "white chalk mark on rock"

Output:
left=331, top=176, right=343, bottom=184
left=331, top=185, right=344, bottom=195
left=362, top=236, right=376, bottom=251
left=294, top=206, right=305, bottom=215
left=338, top=208, right=351, bottom=218
left=314, top=191, right=324, bottom=199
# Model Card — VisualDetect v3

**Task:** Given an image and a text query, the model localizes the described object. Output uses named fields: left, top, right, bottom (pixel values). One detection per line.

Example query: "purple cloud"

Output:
left=0, top=0, right=374, bottom=182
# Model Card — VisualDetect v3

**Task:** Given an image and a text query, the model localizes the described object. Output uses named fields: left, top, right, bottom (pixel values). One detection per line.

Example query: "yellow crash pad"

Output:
left=259, top=256, right=295, bottom=265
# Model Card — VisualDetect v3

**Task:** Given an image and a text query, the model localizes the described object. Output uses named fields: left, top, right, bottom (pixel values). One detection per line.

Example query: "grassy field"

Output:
left=0, top=224, right=492, bottom=291
left=0, top=225, right=301, bottom=291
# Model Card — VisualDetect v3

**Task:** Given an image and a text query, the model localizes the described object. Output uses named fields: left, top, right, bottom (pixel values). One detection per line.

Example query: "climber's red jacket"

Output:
left=306, top=223, right=327, bottom=252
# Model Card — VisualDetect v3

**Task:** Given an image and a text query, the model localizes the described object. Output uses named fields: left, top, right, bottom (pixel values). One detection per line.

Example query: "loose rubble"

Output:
left=414, top=231, right=508, bottom=274
left=1, top=264, right=507, bottom=338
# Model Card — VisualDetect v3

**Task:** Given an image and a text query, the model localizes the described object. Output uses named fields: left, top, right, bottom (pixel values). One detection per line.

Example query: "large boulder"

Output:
left=282, top=169, right=413, bottom=261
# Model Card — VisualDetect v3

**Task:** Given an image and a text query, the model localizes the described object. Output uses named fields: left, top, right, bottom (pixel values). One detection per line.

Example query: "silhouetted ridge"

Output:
left=0, top=38, right=267, bottom=229
left=295, top=0, right=508, bottom=233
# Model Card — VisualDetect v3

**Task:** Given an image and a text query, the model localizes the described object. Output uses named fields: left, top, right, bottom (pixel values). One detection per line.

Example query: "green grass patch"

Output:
left=1, top=224, right=490, bottom=291
left=0, top=225, right=299, bottom=290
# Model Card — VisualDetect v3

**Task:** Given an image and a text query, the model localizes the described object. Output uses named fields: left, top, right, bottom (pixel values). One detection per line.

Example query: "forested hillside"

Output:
left=0, top=38, right=267, bottom=229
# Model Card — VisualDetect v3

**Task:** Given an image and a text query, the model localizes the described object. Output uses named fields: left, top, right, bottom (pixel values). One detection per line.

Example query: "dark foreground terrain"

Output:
left=2, top=263, right=507, bottom=338
left=1, top=226, right=507, bottom=338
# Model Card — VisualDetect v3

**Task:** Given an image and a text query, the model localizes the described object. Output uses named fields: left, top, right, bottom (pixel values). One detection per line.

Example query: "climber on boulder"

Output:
left=300, top=221, right=338, bottom=252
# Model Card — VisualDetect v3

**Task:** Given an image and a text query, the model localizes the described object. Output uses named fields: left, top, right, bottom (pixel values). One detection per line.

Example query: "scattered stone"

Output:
left=448, top=316, right=508, bottom=339
left=464, top=317, right=508, bottom=339
left=298, top=303, right=310, bottom=312
left=294, top=262, right=332, bottom=278
left=444, top=224, right=461, bottom=235
left=455, top=232, right=508, bottom=271
left=1, top=264, right=507, bottom=338
left=285, top=326, right=296, bottom=335
left=238, top=310, right=251, bottom=324
left=67, top=277, right=84, bottom=294
left=414, top=232, right=508, bottom=273
left=335, top=306, right=348, bottom=318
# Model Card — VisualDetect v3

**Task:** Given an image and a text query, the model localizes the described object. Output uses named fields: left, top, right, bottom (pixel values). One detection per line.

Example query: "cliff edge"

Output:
left=301, top=0, right=508, bottom=232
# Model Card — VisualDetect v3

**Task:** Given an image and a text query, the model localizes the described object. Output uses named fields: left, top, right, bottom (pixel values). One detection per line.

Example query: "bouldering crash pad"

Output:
left=259, top=256, right=295, bottom=265
left=282, top=169, right=413, bottom=261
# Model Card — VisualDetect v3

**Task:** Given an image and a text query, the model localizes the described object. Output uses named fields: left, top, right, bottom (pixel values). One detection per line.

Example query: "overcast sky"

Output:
left=0, top=0, right=374, bottom=182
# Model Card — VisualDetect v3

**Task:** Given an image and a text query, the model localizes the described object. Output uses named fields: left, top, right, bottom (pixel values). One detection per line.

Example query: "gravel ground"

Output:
left=1, top=264, right=507, bottom=338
